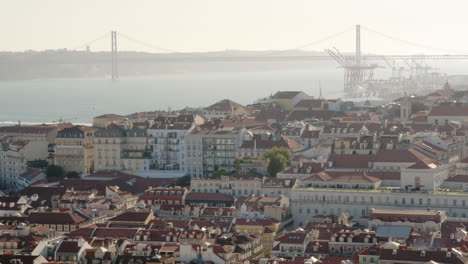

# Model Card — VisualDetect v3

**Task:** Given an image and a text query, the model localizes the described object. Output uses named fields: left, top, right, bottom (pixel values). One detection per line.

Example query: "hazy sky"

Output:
left=3, top=0, right=468, bottom=54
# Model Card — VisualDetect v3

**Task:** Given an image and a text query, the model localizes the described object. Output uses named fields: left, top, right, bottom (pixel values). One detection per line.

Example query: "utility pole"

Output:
left=111, top=31, right=118, bottom=80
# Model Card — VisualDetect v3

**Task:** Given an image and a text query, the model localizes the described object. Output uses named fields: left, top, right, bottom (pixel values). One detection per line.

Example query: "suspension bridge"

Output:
left=53, top=25, right=468, bottom=95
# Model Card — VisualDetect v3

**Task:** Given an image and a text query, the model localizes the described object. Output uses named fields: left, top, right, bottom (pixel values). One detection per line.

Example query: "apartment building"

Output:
left=290, top=164, right=467, bottom=227
left=191, top=176, right=262, bottom=196
left=94, top=124, right=151, bottom=173
left=185, top=123, right=248, bottom=178
left=54, top=126, right=97, bottom=174
left=0, top=137, right=49, bottom=191
left=147, top=114, right=200, bottom=173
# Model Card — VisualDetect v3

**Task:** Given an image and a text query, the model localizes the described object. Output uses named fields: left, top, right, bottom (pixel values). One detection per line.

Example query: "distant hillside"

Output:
left=0, top=50, right=333, bottom=80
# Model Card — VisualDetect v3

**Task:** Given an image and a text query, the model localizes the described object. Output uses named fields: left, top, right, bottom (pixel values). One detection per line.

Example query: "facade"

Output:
left=428, top=104, right=468, bottom=125
left=0, top=137, right=48, bottom=191
left=54, top=126, right=97, bottom=174
left=190, top=176, right=262, bottom=196
left=368, top=209, right=448, bottom=232
left=234, top=218, right=280, bottom=255
left=185, top=124, right=248, bottom=178
left=94, top=125, right=151, bottom=173
left=270, top=91, right=310, bottom=111
left=147, top=114, right=198, bottom=173
left=291, top=176, right=468, bottom=227
left=138, top=186, right=188, bottom=207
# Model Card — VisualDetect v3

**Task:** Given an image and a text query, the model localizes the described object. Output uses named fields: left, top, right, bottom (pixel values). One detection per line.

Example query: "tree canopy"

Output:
left=65, top=171, right=81, bottom=178
left=264, top=147, right=291, bottom=177
left=175, top=175, right=191, bottom=187
left=46, top=165, right=65, bottom=178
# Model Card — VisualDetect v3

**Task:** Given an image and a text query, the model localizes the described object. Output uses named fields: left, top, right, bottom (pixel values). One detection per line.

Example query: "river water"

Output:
left=2, top=59, right=467, bottom=125
left=0, top=69, right=344, bottom=125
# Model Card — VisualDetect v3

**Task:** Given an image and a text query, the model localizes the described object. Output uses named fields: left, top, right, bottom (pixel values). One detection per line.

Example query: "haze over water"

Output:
left=0, top=69, right=343, bottom=125
left=1, top=59, right=468, bottom=125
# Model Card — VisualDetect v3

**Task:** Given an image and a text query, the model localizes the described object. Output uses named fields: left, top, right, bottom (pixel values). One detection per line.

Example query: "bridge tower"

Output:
left=111, top=31, right=118, bottom=80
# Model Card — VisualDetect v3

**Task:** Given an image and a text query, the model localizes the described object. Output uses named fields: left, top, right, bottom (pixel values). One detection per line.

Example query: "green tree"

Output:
left=46, top=165, right=65, bottom=178
left=65, top=171, right=81, bottom=178
left=212, top=168, right=232, bottom=179
left=175, top=175, right=191, bottom=187
left=264, top=147, right=291, bottom=177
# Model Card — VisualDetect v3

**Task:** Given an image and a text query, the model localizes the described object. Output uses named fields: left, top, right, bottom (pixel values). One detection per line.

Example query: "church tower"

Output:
left=400, top=93, right=411, bottom=123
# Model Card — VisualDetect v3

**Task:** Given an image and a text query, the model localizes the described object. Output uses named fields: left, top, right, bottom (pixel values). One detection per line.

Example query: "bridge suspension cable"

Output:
left=361, top=26, right=468, bottom=55
left=117, top=32, right=183, bottom=54
left=262, top=25, right=355, bottom=57
left=71, top=32, right=109, bottom=51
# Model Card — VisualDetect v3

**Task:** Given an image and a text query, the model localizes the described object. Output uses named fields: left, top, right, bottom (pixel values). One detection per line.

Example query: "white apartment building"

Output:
left=185, top=124, right=248, bottom=178
left=190, top=176, right=262, bottom=196
left=290, top=163, right=468, bottom=227
left=147, top=114, right=199, bottom=173
left=0, top=137, right=49, bottom=191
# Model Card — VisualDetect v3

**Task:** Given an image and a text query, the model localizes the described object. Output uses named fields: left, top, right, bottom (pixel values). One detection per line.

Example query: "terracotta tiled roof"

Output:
left=302, top=171, right=380, bottom=183
left=272, top=91, right=303, bottom=99
left=56, top=241, right=81, bottom=253
left=185, top=192, right=234, bottom=202
left=93, top=228, right=138, bottom=239
left=108, top=212, right=151, bottom=223
left=429, top=105, right=468, bottom=116
left=276, top=232, right=307, bottom=244
left=445, top=174, right=468, bottom=183
left=27, top=211, right=87, bottom=225
left=379, top=248, right=462, bottom=263
left=374, top=148, right=433, bottom=163
left=294, top=99, right=323, bottom=108
left=329, top=154, right=374, bottom=169
left=221, top=118, right=264, bottom=128
left=205, top=99, right=246, bottom=112
left=304, top=241, right=329, bottom=254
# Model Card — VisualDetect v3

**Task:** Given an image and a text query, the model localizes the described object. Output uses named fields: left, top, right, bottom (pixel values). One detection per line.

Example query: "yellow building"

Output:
left=93, top=114, right=130, bottom=128
left=234, top=218, right=280, bottom=256
left=54, top=126, right=97, bottom=174
left=94, top=124, right=151, bottom=172
left=271, top=91, right=309, bottom=111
